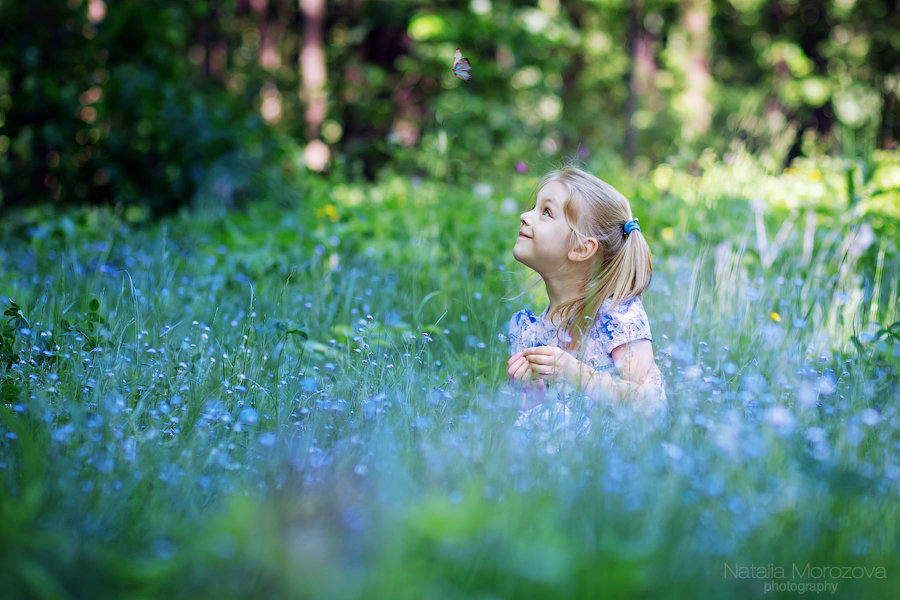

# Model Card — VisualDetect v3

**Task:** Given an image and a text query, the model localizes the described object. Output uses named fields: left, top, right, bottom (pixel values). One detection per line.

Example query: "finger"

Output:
left=507, top=355, right=520, bottom=373
left=527, top=362, right=553, bottom=377
left=524, top=361, right=541, bottom=381
left=525, top=355, right=555, bottom=366
left=523, top=346, right=555, bottom=356
left=507, top=351, right=525, bottom=367
left=508, top=356, right=527, bottom=378
left=512, top=359, right=532, bottom=381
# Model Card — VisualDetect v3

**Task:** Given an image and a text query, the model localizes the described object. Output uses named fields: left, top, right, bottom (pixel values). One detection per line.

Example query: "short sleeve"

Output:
left=508, top=309, right=539, bottom=355
left=593, top=297, right=653, bottom=356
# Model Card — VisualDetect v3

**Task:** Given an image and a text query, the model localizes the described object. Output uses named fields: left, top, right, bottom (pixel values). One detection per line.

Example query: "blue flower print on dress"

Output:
left=508, top=297, right=665, bottom=397
left=592, top=297, right=652, bottom=357
left=508, top=308, right=552, bottom=353
left=509, top=298, right=653, bottom=370
left=508, top=295, right=667, bottom=421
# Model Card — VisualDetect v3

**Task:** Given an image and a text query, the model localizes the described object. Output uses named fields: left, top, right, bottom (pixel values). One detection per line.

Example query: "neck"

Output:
left=542, top=267, right=587, bottom=326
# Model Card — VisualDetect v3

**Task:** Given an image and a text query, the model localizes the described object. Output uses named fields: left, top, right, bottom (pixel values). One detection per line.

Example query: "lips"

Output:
left=518, top=231, right=532, bottom=239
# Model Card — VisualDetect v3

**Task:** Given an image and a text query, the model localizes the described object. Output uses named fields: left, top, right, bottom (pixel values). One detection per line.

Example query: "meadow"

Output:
left=1, top=152, right=899, bottom=599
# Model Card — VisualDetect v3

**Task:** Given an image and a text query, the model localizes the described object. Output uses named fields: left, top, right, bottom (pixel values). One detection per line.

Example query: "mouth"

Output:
left=517, top=231, right=531, bottom=239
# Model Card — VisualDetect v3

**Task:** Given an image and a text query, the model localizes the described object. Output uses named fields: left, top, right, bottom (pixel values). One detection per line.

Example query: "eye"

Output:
left=542, top=208, right=552, bottom=217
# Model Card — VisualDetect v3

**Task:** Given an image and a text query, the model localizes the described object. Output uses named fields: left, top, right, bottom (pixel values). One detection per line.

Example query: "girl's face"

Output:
left=513, top=180, right=576, bottom=275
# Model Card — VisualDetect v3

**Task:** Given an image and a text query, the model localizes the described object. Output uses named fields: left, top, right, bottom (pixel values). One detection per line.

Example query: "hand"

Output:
left=507, top=350, right=537, bottom=382
left=514, top=346, right=582, bottom=384
left=507, top=350, right=549, bottom=411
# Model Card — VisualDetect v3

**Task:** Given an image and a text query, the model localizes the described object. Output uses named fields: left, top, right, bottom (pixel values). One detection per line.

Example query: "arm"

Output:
left=610, top=339, right=656, bottom=386
left=520, top=342, right=664, bottom=410
left=588, top=340, right=664, bottom=406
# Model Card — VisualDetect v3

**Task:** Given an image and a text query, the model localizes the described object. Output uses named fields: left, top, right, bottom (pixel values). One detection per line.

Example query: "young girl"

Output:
left=506, top=167, right=666, bottom=412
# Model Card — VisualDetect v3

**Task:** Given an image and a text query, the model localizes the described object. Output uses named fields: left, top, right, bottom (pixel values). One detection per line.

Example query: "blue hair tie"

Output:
left=624, top=218, right=640, bottom=236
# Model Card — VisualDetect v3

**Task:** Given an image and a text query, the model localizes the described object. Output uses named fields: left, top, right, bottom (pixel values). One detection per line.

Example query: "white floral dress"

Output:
left=508, top=296, right=666, bottom=424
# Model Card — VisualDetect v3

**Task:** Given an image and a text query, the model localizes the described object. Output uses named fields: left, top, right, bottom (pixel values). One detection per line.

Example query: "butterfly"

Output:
left=452, top=47, right=471, bottom=81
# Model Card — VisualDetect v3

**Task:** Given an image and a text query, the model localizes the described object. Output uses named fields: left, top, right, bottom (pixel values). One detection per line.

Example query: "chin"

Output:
left=512, top=246, right=527, bottom=265
left=512, top=251, right=534, bottom=270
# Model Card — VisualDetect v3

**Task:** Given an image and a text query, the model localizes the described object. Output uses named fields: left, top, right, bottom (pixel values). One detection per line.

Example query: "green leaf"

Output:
left=4, top=300, right=22, bottom=316
left=286, top=329, right=309, bottom=341
left=304, top=339, right=338, bottom=359
left=414, top=291, right=441, bottom=322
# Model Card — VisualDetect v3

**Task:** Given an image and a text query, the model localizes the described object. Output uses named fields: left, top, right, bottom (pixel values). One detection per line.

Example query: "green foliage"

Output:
left=0, top=0, right=276, bottom=214
left=2, top=0, right=897, bottom=214
left=0, top=153, right=899, bottom=597
left=0, top=301, right=28, bottom=371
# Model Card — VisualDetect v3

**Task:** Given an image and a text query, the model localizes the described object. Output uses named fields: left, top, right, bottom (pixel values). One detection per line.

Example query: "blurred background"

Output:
left=2, top=4, right=900, bottom=597
left=0, top=0, right=897, bottom=216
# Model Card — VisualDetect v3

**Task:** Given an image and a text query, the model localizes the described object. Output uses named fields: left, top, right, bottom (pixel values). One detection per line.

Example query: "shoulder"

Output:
left=591, top=296, right=652, bottom=353
left=607, top=296, right=648, bottom=319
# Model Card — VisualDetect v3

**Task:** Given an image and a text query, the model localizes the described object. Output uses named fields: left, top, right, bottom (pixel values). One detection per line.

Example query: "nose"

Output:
left=520, top=208, right=532, bottom=225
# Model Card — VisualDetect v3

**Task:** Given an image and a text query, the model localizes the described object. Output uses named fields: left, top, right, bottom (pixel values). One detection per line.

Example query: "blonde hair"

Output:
left=542, top=167, right=653, bottom=349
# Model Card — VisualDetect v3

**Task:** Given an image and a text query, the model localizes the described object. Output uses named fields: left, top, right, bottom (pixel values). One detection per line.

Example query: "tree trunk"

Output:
left=299, top=0, right=328, bottom=170
left=251, top=0, right=285, bottom=70
left=679, top=0, right=712, bottom=140
left=561, top=0, right=587, bottom=152
left=200, top=1, right=228, bottom=81
left=624, top=0, right=642, bottom=165
left=880, top=86, right=896, bottom=148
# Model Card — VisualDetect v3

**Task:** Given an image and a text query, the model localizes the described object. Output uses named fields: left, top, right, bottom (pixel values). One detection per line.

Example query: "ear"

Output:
left=568, top=237, right=599, bottom=263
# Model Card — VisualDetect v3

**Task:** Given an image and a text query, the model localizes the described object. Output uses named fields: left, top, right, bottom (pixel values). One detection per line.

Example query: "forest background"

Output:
left=2, top=1, right=900, bottom=598
left=1, top=0, right=898, bottom=214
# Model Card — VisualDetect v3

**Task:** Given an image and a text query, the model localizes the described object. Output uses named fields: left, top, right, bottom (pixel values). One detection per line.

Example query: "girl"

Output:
left=506, top=167, right=666, bottom=412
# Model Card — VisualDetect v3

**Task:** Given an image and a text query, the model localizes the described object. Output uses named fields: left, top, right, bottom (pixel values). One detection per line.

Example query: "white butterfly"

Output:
left=452, top=47, right=472, bottom=81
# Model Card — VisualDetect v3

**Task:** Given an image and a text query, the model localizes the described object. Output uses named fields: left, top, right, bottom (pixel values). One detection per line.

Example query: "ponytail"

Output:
left=543, top=168, right=653, bottom=350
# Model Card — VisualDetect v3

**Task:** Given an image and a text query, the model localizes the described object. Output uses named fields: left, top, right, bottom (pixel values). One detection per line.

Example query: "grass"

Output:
left=1, top=155, right=899, bottom=599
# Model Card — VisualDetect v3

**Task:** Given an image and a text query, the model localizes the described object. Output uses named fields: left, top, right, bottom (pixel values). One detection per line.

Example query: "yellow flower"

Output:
left=661, top=227, right=675, bottom=241
left=770, top=312, right=782, bottom=322
left=316, top=204, right=338, bottom=222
